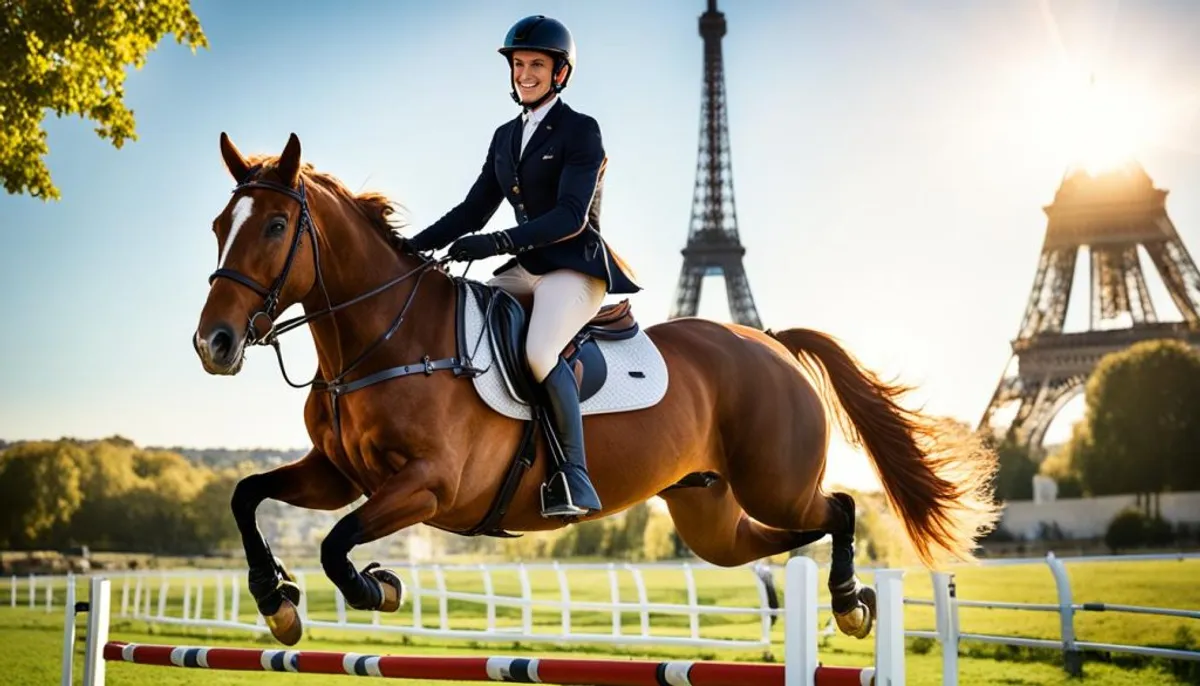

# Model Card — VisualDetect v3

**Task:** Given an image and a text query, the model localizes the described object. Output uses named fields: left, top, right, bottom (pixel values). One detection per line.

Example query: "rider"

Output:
left=407, top=15, right=640, bottom=519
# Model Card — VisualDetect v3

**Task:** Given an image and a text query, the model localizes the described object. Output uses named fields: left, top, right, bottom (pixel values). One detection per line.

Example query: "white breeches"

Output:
left=488, top=264, right=607, bottom=383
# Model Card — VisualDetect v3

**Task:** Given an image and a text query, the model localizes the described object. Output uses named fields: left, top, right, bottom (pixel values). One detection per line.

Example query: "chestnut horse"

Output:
left=193, top=133, right=999, bottom=646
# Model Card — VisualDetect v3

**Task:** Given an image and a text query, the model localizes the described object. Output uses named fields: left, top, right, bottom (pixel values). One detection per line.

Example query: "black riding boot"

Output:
left=540, top=358, right=603, bottom=518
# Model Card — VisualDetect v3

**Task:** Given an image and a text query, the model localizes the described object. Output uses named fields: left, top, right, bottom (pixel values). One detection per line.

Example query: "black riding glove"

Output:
left=448, top=232, right=514, bottom=261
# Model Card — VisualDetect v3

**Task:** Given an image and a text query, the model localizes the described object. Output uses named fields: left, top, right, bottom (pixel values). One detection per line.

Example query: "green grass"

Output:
left=4, top=557, right=1200, bottom=684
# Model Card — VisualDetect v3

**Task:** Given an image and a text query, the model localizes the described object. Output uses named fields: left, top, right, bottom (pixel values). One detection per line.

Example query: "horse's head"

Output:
left=193, top=132, right=322, bottom=375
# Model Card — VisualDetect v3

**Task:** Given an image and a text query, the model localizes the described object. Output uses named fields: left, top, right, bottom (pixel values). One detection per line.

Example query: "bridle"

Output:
left=208, top=168, right=482, bottom=434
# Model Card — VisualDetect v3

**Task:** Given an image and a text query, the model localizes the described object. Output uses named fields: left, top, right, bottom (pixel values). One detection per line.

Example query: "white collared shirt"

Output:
left=520, top=96, right=559, bottom=156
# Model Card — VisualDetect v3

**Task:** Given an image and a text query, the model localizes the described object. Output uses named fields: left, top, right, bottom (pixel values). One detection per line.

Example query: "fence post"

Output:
left=434, top=564, right=448, bottom=631
left=629, top=565, right=650, bottom=637
left=682, top=562, right=699, bottom=640
left=607, top=563, right=622, bottom=637
left=157, top=578, right=168, bottom=620
left=874, top=568, right=907, bottom=686
left=411, top=566, right=424, bottom=629
left=783, top=556, right=818, bottom=686
left=1045, top=552, right=1082, bottom=676
left=82, top=577, right=111, bottom=686
left=60, top=575, right=76, bottom=686
left=553, top=560, right=572, bottom=637
left=518, top=563, right=533, bottom=635
left=119, top=577, right=129, bottom=618
left=480, top=564, right=496, bottom=633
left=931, top=571, right=959, bottom=685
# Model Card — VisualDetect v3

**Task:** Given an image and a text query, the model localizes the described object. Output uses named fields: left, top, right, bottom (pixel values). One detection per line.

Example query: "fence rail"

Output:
left=7, top=552, right=1200, bottom=684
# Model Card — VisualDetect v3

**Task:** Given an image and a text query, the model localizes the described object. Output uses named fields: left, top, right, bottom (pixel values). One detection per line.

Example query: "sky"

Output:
left=2, top=0, right=1199, bottom=491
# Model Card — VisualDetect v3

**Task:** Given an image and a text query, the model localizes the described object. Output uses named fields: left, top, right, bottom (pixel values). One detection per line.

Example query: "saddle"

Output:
left=458, top=281, right=640, bottom=404
left=455, top=280, right=669, bottom=420
left=443, top=277, right=682, bottom=538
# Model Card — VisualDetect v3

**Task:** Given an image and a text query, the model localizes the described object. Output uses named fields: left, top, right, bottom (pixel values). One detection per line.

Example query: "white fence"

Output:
left=11, top=560, right=788, bottom=650
left=8, top=552, right=1200, bottom=684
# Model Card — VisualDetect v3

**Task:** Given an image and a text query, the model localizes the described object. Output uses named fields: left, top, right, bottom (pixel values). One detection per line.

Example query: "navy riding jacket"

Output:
left=412, top=100, right=640, bottom=295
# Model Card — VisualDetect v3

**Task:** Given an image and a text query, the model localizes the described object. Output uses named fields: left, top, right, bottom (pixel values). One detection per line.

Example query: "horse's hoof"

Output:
left=264, top=598, right=303, bottom=646
left=366, top=566, right=405, bottom=613
left=834, top=586, right=876, bottom=639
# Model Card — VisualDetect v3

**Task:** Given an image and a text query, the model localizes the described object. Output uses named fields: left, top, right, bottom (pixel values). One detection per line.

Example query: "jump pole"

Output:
left=64, top=557, right=905, bottom=685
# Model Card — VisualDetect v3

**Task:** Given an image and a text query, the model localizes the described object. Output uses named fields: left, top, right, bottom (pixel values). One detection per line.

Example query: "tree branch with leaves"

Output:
left=0, top=0, right=207, bottom=200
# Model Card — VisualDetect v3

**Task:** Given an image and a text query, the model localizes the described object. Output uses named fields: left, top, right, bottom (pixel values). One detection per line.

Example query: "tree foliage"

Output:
left=0, top=441, right=85, bottom=547
left=985, top=432, right=1038, bottom=501
left=1, top=0, right=207, bottom=200
left=0, top=438, right=240, bottom=554
left=1068, top=339, right=1200, bottom=495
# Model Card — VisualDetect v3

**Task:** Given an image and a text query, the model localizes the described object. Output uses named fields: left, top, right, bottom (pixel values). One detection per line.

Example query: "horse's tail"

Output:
left=765, top=327, right=1000, bottom=568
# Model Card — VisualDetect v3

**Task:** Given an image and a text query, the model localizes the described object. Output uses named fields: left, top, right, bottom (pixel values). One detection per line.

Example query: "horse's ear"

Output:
left=277, top=133, right=302, bottom=188
left=219, top=132, right=251, bottom=182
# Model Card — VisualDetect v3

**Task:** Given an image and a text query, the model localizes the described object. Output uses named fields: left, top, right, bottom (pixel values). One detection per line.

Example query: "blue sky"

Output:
left=2, top=0, right=1198, bottom=491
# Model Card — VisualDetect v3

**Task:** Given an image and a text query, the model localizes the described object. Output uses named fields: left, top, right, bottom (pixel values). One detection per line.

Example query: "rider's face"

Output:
left=511, top=50, right=561, bottom=105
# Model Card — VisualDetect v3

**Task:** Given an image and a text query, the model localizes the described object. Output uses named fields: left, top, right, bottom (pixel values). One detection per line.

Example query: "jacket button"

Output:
left=512, top=186, right=520, bottom=194
left=518, top=203, right=525, bottom=211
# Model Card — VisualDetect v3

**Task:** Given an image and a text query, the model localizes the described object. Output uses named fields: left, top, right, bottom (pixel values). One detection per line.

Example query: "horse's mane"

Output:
left=244, top=154, right=411, bottom=250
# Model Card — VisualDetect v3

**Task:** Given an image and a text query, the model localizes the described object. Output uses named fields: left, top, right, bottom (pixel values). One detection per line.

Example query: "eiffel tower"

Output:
left=669, top=0, right=762, bottom=329
left=979, top=160, right=1200, bottom=449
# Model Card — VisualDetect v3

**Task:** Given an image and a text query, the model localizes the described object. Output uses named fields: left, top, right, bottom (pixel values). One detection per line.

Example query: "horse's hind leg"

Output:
left=659, top=481, right=825, bottom=566
left=663, top=477, right=875, bottom=638
left=817, top=492, right=877, bottom=639
left=736, top=479, right=876, bottom=640
left=230, top=448, right=360, bottom=645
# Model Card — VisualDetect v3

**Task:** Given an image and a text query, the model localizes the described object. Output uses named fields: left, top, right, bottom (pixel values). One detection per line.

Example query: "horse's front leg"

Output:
left=230, top=448, right=361, bottom=645
left=320, top=458, right=443, bottom=613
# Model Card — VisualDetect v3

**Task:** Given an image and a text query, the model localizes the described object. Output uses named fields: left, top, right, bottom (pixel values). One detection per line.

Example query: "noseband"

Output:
left=207, top=169, right=478, bottom=433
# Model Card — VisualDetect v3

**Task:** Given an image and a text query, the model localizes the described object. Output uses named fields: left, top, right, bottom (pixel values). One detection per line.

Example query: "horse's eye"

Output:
left=267, top=217, right=287, bottom=237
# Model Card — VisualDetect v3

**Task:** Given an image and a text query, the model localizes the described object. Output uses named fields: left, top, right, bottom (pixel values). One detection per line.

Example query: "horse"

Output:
left=193, top=132, right=1000, bottom=647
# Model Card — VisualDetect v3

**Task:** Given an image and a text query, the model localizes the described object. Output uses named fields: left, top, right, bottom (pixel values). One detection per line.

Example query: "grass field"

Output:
left=5, top=556, right=1200, bottom=685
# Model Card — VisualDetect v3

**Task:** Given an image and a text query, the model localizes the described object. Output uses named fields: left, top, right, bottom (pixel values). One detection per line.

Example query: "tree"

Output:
left=1, top=0, right=207, bottom=200
left=986, top=432, right=1038, bottom=501
left=0, top=441, right=84, bottom=548
left=1039, top=436, right=1084, bottom=498
left=1072, top=339, right=1200, bottom=496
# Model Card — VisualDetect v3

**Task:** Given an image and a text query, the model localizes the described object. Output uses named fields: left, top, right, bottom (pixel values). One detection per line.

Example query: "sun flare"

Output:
left=1031, top=63, right=1170, bottom=175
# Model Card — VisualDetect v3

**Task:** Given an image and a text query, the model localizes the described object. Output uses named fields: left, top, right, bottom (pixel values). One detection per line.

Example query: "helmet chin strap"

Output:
left=515, top=88, right=556, bottom=112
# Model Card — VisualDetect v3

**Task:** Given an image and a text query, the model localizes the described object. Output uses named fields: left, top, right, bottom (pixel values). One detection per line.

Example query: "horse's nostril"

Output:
left=210, top=327, right=235, bottom=362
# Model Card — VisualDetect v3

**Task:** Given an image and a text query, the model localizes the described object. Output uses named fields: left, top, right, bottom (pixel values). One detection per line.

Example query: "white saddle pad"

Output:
left=460, top=290, right=670, bottom=421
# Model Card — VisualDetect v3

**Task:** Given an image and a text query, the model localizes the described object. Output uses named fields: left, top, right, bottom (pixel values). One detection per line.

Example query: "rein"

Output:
left=208, top=170, right=484, bottom=434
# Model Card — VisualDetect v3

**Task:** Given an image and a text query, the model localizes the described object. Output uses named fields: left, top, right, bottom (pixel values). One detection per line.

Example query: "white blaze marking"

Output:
left=219, top=196, right=255, bottom=267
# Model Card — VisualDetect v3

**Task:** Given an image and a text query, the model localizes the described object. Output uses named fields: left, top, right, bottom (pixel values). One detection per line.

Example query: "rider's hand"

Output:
left=448, top=233, right=510, bottom=261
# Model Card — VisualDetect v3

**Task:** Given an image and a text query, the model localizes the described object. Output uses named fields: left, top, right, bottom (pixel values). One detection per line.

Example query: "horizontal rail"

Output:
left=958, top=633, right=1066, bottom=651
left=955, top=600, right=1062, bottom=612
left=1074, top=641, right=1200, bottom=662
left=1076, top=603, right=1200, bottom=620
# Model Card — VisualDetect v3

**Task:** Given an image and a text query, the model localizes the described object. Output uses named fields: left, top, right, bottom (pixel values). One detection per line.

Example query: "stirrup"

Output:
left=539, top=471, right=589, bottom=518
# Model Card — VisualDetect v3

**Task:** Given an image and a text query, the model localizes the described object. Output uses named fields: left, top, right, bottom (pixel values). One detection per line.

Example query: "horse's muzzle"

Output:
left=194, top=322, right=245, bottom=375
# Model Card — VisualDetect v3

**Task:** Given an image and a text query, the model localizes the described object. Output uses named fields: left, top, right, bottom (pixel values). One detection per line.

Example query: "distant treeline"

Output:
left=0, top=437, right=900, bottom=566
left=0, top=437, right=248, bottom=555
left=151, top=445, right=309, bottom=470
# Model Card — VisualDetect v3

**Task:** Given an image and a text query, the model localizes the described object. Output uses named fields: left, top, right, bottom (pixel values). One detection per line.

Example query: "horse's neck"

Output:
left=300, top=193, right=454, bottom=382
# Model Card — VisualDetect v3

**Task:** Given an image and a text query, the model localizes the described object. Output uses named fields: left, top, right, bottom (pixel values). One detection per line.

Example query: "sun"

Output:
left=1027, top=62, right=1167, bottom=175
left=1067, top=75, right=1154, bottom=174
